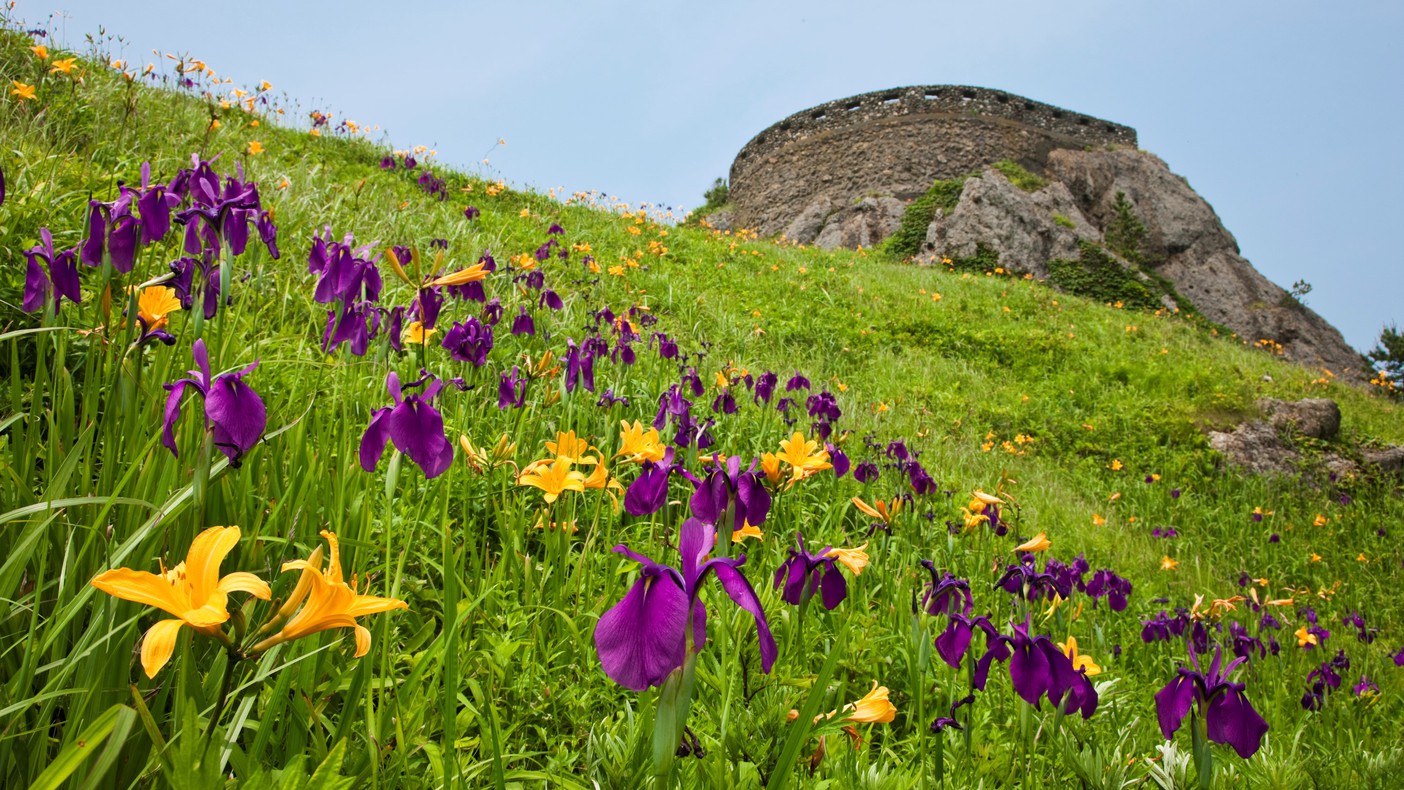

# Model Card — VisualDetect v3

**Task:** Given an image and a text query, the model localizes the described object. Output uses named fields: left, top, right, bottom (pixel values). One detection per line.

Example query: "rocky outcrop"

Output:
left=1258, top=397, right=1341, bottom=441
left=923, top=173, right=1091, bottom=270
left=727, top=86, right=1367, bottom=377
left=1044, top=149, right=1365, bottom=376
left=1208, top=397, right=1401, bottom=479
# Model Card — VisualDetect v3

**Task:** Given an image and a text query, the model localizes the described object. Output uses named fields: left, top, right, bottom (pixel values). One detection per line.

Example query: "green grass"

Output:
left=2, top=19, right=1404, bottom=789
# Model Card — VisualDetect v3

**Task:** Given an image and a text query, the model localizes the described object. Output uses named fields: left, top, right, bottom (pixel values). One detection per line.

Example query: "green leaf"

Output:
left=27, top=703, right=136, bottom=790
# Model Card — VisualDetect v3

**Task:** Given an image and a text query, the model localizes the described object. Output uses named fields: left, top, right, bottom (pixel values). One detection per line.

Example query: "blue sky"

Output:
left=26, top=0, right=1403, bottom=354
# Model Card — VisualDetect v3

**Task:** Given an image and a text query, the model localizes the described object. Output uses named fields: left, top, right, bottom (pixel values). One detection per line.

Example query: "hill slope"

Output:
left=2, top=22, right=1403, bottom=789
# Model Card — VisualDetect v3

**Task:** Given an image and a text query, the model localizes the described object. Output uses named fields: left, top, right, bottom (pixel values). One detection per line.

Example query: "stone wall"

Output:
left=728, top=86, right=1136, bottom=237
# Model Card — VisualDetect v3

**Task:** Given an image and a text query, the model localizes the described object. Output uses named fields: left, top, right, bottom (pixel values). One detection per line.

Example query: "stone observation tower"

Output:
left=722, top=85, right=1366, bottom=375
left=728, top=85, right=1136, bottom=241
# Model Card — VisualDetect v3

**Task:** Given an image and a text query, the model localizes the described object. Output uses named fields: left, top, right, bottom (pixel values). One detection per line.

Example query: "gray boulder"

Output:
left=1258, top=398, right=1341, bottom=441
left=1208, top=421, right=1300, bottom=476
left=920, top=168, right=1093, bottom=273
left=814, top=196, right=906, bottom=250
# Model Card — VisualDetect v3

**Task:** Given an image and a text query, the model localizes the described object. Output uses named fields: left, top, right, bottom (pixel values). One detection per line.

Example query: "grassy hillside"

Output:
left=2, top=18, right=1403, bottom=789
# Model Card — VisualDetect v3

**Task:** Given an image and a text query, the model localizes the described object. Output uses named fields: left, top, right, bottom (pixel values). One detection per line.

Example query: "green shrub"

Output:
left=882, top=177, right=965, bottom=259
left=992, top=160, right=1046, bottom=192
left=1047, top=241, right=1162, bottom=309
left=1052, top=213, right=1076, bottom=229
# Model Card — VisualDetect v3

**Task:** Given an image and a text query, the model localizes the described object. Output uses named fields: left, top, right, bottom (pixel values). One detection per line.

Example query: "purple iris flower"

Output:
left=752, top=371, right=777, bottom=403
left=483, top=297, right=504, bottom=326
left=1084, top=569, right=1132, bottom=612
left=380, top=156, right=397, bottom=170
left=907, top=461, right=938, bottom=495
left=80, top=194, right=139, bottom=272
left=1394, top=646, right=1404, bottom=666
left=624, top=447, right=685, bottom=516
left=463, top=206, right=479, bottom=219
left=162, top=339, right=266, bottom=467
left=360, top=371, right=454, bottom=479
left=548, top=223, right=565, bottom=235
left=256, top=210, right=280, bottom=259
left=497, top=366, right=526, bottom=410
left=309, top=231, right=383, bottom=305
left=930, top=694, right=976, bottom=732
left=711, top=390, right=737, bottom=415
left=1353, top=676, right=1378, bottom=696
left=136, top=163, right=179, bottom=245
left=593, top=517, right=775, bottom=691
left=826, top=444, right=850, bottom=478
left=564, top=340, right=596, bottom=393
left=1155, top=647, right=1268, bottom=759
left=996, top=558, right=1072, bottom=602
left=510, top=307, right=535, bottom=336
left=785, top=372, right=810, bottom=392
left=169, top=255, right=222, bottom=319
left=175, top=162, right=263, bottom=258
left=441, top=318, right=493, bottom=366
left=1142, top=611, right=1188, bottom=643
left=921, top=561, right=974, bottom=619
left=773, top=532, right=849, bottom=610
left=1228, top=621, right=1265, bottom=662
left=22, top=229, right=81, bottom=315
left=597, top=390, right=629, bottom=408
left=642, top=333, right=672, bottom=362
left=689, top=455, right=770, bottom=533
left=853, top=461, right=879, bottom=483
left=323, top=301, right=381, bottom=356
left=974, top=620, right=1098, bottom=718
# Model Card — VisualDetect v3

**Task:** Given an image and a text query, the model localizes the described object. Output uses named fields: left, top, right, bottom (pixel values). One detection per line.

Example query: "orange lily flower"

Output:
left=518, top=457, right=586, bottom=503
left=428, top=260, right=490, bottom=288
left=851, top=496, right=900, bottom=524
left=252, top=531, right=406, bottom=657
left=91, top=525, right=270, bottom=677
left=1013, top=532, right=1051, bottom=553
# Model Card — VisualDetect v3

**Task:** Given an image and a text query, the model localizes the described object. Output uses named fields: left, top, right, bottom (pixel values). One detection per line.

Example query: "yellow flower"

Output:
left=428, top=260, right=490, bottom=287
left=1108, top=459, right=1123, bottom=471
left=730, top=522, right=764, bottom=544
left=1312, top=513, right=1327, bottom=527
left=777, top=431, right=831, bottom=483
left=1295, top=625, right=1317, bottom=648
left=247, top=140, right=264, bottom=155
left=582, top=458, right=622, bottom=494
left=251, top=531, right=407, bottom=658
left=1160, top=555, right=1179, bottom=571
left=135, top=286, right=181, bottom=333
left=851, top=496, right=900, bottom=524
left=825, top=544, right=869, bottom=576
left=1309, top=553, right=1322, bottom=563
left=49, top=57, right=77, bottom=75
left=91, top=526, right=271, bottom=677
left=30, top=44, right=48, bottom=60
left=834, top=681, right=896, bottom=724
left=1092, top=513, right=1106, bottom=527
left=616, top=420, right=666, bottom=464
left=1058, top=636, right=1101, bottom=676
left=545, top=431, right=598, bottom=465
left=517, top=457, right=586, bottom=503
left=759, top=452, right=783, bottom=485
left=1013, top=532, right=1051, bottom=553
left=10, top=80, right=37, bottom=102
left=402, top=321, right=436, bottom=345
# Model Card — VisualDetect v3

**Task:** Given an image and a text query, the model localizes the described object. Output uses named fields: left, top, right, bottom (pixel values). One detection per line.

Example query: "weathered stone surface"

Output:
left=1046, top=149, right=1366, bottom=375
left=730, top=86, right=1133, bottom=239
left=1258, top=397, right=1342, bottom=441
left=1208, top=421, right=1300, bottom=476
left=1363, top=446, right=1404, bottom=472
left=813, top=197, right=906, bottom=250
left=703, top=208, right=734, bottom=232
left=783, top=196, right=835, bottom=245
left=920, top=169, right=1095, bottom=273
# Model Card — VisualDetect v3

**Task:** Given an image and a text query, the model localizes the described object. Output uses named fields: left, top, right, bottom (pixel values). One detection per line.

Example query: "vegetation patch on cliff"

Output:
left=882, top=176, right=965, bottom=259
